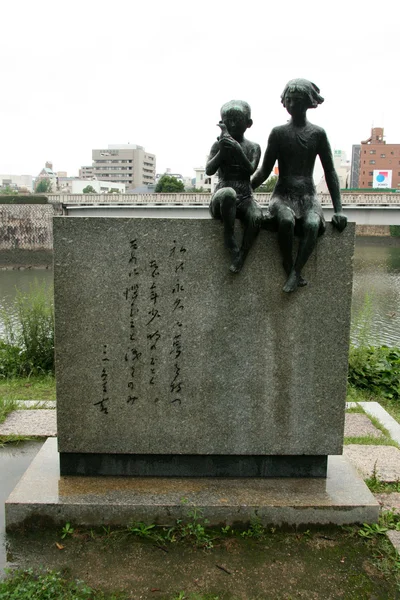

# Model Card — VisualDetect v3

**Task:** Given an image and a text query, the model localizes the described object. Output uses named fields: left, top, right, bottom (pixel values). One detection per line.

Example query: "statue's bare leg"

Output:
left=230, top=202, right=262, bottom=273
left=276, top=206, right=295, bottom=280
left=212, top=188, right=241, bottom=271
left=283, top=214, right=320, bottom=293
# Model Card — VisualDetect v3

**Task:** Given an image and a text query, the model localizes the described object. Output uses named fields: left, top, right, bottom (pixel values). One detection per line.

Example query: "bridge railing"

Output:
left=46, top=192, right=400, bottom=206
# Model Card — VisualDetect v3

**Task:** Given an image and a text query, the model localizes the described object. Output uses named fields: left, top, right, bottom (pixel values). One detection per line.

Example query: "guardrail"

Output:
left=46, top=193, right=400, bottom=206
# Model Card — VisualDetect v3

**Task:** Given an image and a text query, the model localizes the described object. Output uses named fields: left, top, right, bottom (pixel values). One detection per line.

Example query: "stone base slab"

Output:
left=5, top=439, right=379, bottom=530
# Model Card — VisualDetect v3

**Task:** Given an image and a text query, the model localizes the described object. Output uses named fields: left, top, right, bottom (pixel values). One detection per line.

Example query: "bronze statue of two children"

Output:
left=207, top=78, right=347, bottom=293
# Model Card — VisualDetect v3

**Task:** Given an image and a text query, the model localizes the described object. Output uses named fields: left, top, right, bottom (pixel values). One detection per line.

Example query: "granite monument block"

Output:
left=54, top=217, right=355, bottom=476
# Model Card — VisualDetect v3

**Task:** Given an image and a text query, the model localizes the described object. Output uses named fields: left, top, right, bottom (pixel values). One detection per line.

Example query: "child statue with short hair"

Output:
left=207, top=100, right=262, bottom=273
left=251, top=78, right=347, bottom=292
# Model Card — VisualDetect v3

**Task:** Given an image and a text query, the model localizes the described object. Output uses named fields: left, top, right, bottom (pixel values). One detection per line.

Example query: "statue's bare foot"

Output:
left=229, top=250, right=244, bottom=274
left=298, top=275, right=307, bottom=287
left=283, top=270, right=299, bottom=293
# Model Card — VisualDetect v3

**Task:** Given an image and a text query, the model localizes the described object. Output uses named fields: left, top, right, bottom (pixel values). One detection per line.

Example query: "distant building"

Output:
left=36, top=161, right=57, bottom=191
left=193, top=166, right=218, bottom=192
left=0, top=173, right=33, bottom=192
left=81, top=144, right=156, bottom=190
left=57, top=178, right=125, bottom=194
left=353, top=127, right=400, bottom=189
left=316, top=150, right=350, bottom=193
left=79, top=166, right=95, bottom=180
left=350, top=145, right=361, bottom=189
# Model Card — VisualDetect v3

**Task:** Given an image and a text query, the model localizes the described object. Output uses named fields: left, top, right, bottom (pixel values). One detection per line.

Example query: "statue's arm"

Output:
left=216, top=138, right=260, bottom=175
left=318, top=130, right=347, bottom=231
left=205, top=142, right=221, bottom=176
left=251, top=129, right=278, bottom=190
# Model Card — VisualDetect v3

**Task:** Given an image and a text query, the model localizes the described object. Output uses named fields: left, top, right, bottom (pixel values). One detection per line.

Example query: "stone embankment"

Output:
left=0, top=196, right=395, bottom=267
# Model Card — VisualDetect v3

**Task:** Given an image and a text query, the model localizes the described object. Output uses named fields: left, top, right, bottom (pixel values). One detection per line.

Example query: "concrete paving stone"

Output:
left=374, top=492, right=400, bottom=512
left=360, top=402, right=400, bottom=445
left=343, top=445, right=400, bottom=482
left=0, top=410, right=57, bottom=437
left=387, top=530, right=400, bottom=554
left=344, top=413, right=384, bottom=438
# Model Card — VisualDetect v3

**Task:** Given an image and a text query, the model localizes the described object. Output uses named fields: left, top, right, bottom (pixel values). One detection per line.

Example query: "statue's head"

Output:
left=281, top=79, right=324, bottom=115
left=220, top=100, right=252, bottom=139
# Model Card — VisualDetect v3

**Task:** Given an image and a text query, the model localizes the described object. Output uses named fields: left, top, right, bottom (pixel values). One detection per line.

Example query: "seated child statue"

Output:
left=251, top=78, right=348, bottom=292
left=207, top=100, right=262, bottom=273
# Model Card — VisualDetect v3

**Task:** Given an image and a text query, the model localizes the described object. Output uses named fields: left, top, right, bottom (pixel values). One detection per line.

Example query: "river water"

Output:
left=0, top=239, right=399, bottom=347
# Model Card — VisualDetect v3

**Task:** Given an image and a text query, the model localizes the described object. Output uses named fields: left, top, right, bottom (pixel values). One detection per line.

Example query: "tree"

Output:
left=83, top=185, right=97, bottom=194
left=185, top=187, right=206, bottom=193
left=35, top=179, right=52, bottom=193
left=155, top=175, right=185, bottom=193
left=256, top=176, right=278, bottom=193
left=0, top=186, right=16, bottom=195
left=108, top=188, right=120, bottom=194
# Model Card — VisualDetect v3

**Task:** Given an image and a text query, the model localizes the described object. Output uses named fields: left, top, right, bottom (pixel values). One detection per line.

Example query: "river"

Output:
left=0, top=239, right=399, bottom=347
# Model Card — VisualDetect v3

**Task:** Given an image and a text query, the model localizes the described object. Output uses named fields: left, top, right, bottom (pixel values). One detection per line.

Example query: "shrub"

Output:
left=0, top=280, right=54, bottom=376
left=0, top=195, right=48, bottom=204
left=348, top=345, right=400, bottom=399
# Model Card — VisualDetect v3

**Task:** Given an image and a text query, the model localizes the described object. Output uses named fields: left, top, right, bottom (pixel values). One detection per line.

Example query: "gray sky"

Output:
left=1, top=0, right=399, bottom=182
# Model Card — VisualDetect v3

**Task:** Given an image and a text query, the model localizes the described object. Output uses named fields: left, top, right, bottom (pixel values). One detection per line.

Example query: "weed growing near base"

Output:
left=126, top=505, right=215, bottom=549
left=0, top=396, right=18, bottom=423
left=0, top=280, right=54, bottom=377
left=0, top=569, right=126, bottom=599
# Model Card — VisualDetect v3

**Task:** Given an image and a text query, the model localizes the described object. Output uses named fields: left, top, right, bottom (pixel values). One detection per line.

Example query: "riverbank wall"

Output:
left=0, top=202, right=395, bottom=267
left=0, top=203, right=60, bottom=267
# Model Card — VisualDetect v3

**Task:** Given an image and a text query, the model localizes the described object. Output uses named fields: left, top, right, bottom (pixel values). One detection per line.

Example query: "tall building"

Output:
left=81, top=144, right=156, bottom=190
left=316, top=150, right=350, bottom=193
left=355, top=127, right=400, bottom=189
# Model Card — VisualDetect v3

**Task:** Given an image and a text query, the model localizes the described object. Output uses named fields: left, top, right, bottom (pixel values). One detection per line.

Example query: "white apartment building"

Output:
left=82, top=144, right=156, bottom=190
left=194, top=166, right=218, bottom=192
left=0, top=173, right=33, bottom=192
left=317, top=150, right=350, bottom=193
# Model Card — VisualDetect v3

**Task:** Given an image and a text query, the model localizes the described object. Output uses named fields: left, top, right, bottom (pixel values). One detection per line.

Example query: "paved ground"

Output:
left=343, top=413, right=383, bottom=438
left=0, top=410, right=57, bottom=437
left=343, top=445, right=400, bottom=481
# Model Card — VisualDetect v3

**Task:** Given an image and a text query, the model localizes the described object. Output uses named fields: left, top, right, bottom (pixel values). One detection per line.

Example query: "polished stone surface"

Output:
left=344, top=413, right=383, bottom=438
left=5, top=439, right=378, bottom=529
left=343, top=445, right=400, bottom=481
left=59, top=453, right=327, bottom=477
left=54, top=218, right=354, bottom=462
left=0, top=410, right=57, bottom=437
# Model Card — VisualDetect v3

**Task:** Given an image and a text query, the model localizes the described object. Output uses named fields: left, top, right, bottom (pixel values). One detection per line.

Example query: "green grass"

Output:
left=347, top=385, right=400, bottom=425
left=0, top=569, right=126, bottom=599
left=344, top=434, right=399, bottom=448
left=0, top=375, right=56, bottom=401
left=346, top=404, right=365, bottom=414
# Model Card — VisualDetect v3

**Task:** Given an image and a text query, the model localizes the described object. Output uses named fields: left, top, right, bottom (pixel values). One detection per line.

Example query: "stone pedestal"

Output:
left=53, top=218, right=355, bottom=477
left=5, top=439, right=379, bottom=530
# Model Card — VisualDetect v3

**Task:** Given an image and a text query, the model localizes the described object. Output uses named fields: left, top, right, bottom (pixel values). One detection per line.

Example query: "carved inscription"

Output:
left=94, top=344, right=110, bottom=414
left=147, top=258, right=161, bottom=403
left=94, top=236, right=188, bottom=413
left=125, top=239, right=140, bottom=406
left=169, top=239, right=186, bottom=405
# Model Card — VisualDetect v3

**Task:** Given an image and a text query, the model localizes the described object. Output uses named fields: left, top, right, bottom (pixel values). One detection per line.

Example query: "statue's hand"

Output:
left=219, top=137, right=241, bottom=154
left=332, top=212, right=347, bottom=232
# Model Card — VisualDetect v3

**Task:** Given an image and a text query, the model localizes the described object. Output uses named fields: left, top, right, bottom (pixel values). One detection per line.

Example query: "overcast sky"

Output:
left=1, top=0, right=399, bottom=182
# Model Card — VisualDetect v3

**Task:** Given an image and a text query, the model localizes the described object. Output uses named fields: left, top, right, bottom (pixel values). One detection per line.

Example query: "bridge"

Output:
left=47, top=193, right=400, bottom=225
